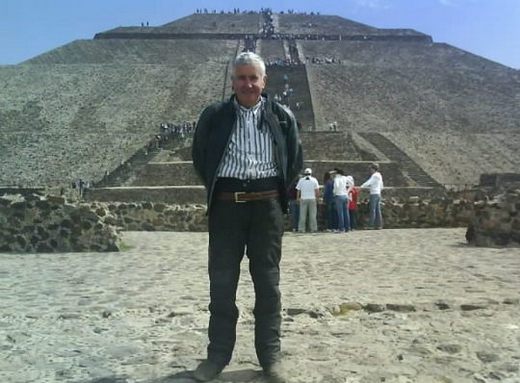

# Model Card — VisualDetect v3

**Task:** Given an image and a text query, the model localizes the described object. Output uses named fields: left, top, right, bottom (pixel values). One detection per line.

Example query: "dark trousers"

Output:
left=288, top=199, right=299, bottom=231
left=349, top=209, right=357, bottom=230
left=326, top=201, right=337, bottom=230
left=207, top=197, right=284, bottom=368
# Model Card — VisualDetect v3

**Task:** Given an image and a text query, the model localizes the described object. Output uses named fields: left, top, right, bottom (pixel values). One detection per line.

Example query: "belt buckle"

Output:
left=234, top=191, right=247, bottom=203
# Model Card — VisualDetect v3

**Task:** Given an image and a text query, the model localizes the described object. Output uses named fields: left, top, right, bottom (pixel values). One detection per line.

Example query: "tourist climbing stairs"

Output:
left=265, top=64, right=315, bottom=131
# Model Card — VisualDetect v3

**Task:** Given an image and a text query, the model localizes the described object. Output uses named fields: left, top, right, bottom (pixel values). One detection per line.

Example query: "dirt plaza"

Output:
left=1, top=228, right=519, bottom=383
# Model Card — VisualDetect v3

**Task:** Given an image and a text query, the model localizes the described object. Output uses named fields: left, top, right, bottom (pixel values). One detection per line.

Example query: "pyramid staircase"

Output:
left=358, top=133, right=440, bottom=187
left=85, top=128, right=446, bottom=205
left=264, top=64, right=316, bottom=131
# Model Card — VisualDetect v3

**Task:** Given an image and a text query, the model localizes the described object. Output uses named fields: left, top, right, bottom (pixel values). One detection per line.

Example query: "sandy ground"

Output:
left=1, top=228, right=519, bottom=383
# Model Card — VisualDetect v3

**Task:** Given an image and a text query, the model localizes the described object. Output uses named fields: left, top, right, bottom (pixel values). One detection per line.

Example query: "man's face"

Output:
left=232, top=64, right=266, bottom=107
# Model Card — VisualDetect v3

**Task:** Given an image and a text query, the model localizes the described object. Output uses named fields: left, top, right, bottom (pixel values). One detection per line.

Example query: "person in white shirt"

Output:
left=360, top=163, right=384, bottom=229
left=296, top=168, right=320, bottom=233
left=332, top=169, right=353, bottom=232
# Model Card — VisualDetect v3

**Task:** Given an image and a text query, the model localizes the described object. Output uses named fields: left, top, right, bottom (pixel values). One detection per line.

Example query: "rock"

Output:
left=141, top=222, right=155, bottom=231
left=153, top=203, right=166, bottom=212
left=36, top=243, right=53, bottom=252
left=35, top=200, right=51, bottom=210
left=436, top=344, right=462, bottom=354
left=36, top=226, right=49, bottom=240
left=95, top=207, right=107, bottom=217
left=152, top=218, right=164, bottom=227
left=15, top=235, right=26, bottom=248
left=476, top=351, right=500, bottom=363
left=487, top=371, right=506, bottom=380
left=435, top=302, right=450, bottom=310
left=331, top=302, right=363, bottom=316
left=102, top=310, right=112, bottom=318
left=472, top=373, right=488, bottom=383
left=142, top=202, right=153, bottom=210
left=81, top=220, right=92, bottom=230
left=60, top=219, right=73, bottom=228
left=364, top=303, right=385, bottom=313
left=104, top=216, right=118, bottom=226
left=167, top=310, right=190, bottom=317
left=308, top=309, right=324, bottom=319
left=286, top=308, right=307, bottom=316
left=10, top=201, right=27, bottom=210
left=47, top=195, right=65, bottom=205
left=386, top=304, right=416, bottom=312
left=460, top=304, right=486, bottom=311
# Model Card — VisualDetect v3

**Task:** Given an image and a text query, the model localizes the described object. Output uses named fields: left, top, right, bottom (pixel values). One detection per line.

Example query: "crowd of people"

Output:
left=260, top=8, right=276, bottom=38
left=328, top=121, right=338, bottom=131
left=272, top=72, right=294, bottom=107
left=288, top=163, right=384, bottom=233
left=144, top=122, right=196, bottom=153
left=265, top=57, right=302, bottom=66
left=194, top=8, right=317, bottom=16
left=159, top=121, right=195, bottom=139
left=71, top=178, right=90, bottom=198
left=307, top=56, right=343, bottom=64
left=85, top=121, right=196, bottom=192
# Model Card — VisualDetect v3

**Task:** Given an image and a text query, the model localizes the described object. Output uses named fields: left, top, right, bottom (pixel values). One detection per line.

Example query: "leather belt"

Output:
left=215, top=190, right=280, bottom=203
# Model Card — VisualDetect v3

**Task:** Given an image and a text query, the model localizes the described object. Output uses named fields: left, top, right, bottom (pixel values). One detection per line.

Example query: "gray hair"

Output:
left=231, top=51, right=266, bottom=79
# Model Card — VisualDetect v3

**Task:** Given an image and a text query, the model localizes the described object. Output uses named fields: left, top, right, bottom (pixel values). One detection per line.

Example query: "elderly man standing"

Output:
left=192, top=52, right=303, bottom=382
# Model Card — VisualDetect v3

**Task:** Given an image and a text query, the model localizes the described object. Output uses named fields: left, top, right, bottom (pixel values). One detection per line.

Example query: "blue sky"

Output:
left=1, top=0, right=519, bottom=68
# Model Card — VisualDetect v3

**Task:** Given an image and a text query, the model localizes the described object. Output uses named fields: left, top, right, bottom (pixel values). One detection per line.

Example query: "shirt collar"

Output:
left=233, top=96, right=264, bottom=114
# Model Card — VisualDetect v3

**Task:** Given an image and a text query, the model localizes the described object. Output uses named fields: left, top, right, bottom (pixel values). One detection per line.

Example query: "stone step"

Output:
left=359, top=132, right=440, bottom=187
left=84, top=186, right=207, bottom=204
left=128, top=160, right=410, bottom=187
left=300, top=131, right=362, bottom=160
left=84, top=185, right=447, bottom=204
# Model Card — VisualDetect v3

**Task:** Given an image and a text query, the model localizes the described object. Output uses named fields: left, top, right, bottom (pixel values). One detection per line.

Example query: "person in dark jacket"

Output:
left=191, top=51, right=303, bottom=383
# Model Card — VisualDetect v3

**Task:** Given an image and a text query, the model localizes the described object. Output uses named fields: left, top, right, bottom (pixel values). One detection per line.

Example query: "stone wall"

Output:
left=130, top=161, right=410, bottom=187
left=479, top=173, right=520, bottom=188
left=79, top=196, right=477, bottom=233
left=466, top=188, right=520, bottom=247
left=84, top=185, right=447, bottom=205
left=89, top=201, right=208, bottom=232
left=0, top=194, right=120, bottom=253
left=4, top=191, right=516, bottom=252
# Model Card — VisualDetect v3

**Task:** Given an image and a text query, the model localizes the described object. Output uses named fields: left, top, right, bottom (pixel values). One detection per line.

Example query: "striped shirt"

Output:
left=217, top=97, right=278, bottom=180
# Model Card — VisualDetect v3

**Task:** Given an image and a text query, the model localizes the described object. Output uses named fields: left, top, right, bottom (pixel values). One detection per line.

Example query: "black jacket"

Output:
left=192, top=94, right=303, bottom=213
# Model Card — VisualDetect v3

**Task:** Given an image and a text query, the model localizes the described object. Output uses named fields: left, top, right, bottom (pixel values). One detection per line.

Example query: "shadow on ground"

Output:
left=85, top=368, right=262, bottom=383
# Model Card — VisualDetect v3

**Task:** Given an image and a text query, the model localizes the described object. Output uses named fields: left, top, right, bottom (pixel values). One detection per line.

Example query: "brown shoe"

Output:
left=263, top=361, right=288, bottom=383
left=193, top=359, right=225, bottom=382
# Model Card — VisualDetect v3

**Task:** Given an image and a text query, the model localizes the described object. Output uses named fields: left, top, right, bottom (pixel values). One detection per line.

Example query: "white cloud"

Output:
left=438, top=0, right=480, bottom=6
left=353, top=0, right=391, bottom=9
